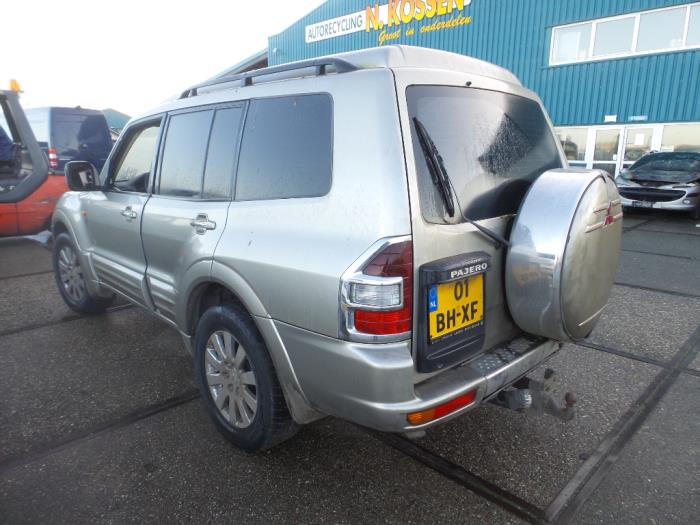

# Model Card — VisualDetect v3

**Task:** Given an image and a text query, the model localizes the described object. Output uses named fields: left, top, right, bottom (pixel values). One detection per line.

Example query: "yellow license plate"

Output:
left=428, top=274, right=484, bottom=342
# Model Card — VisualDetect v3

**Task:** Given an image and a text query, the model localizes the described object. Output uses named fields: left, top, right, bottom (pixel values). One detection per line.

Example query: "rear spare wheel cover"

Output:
left=505, top=169, right=622, bottom=341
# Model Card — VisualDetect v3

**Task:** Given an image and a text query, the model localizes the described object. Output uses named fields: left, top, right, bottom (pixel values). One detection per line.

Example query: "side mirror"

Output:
left=65, top=161, right=99, bottom=191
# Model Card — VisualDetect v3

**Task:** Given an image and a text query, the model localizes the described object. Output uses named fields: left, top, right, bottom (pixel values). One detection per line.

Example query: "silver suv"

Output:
left=53, top=46, right=622, bottom=451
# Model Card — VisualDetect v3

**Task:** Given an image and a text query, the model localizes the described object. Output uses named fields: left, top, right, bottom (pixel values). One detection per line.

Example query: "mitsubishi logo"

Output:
left=604, top=201, right=615, bottom=226
left=585, top=199, right=621, bottom=233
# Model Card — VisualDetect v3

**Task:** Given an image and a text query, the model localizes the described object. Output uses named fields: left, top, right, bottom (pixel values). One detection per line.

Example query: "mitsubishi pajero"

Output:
left=52, top=46, right=622, bottom=451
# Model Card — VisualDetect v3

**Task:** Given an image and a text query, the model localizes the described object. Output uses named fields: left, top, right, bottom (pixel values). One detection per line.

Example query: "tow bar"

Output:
left=491, top=368, right=577, bottom=421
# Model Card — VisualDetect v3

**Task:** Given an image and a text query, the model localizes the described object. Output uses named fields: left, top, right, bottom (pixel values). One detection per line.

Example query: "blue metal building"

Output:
left=266, top=0, right=700, bottom=175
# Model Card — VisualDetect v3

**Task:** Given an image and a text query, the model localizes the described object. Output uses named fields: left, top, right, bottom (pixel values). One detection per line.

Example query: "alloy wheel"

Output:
left=57, top=245, right=86, bottom=303
left=205, top=330, right=258, bottom=428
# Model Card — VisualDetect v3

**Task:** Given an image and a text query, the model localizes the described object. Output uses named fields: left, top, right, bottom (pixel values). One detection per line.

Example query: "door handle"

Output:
left=190, top=213, right=216, bottom=234
left=121, top=206, right=137, bottom=220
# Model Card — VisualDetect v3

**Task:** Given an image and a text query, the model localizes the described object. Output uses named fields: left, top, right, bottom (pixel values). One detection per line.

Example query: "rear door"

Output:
left=141, top=104, right=243, bottom=322
left=86, top=117, right=162, bottom=304
left=394, top=71, right=565, bottom=374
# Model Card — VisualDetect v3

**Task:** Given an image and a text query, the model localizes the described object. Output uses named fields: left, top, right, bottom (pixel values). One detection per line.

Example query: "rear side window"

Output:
left=52, top=111, right=112, bottom=156
left=159, top=110, right=213, bottom=197
left=235, top=94, right=332, bottom=201
left=407, top=86, right=563, bottom=223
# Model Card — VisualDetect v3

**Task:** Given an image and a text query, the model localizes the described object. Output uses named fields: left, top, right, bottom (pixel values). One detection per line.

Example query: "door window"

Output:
left=202, top=106, right=245, bottom=199
left=159, top=110, right=213, bottom=198
left=0, top=102, right=19, bottom=142
left=235, top=94, right=333, bottom=201
left=555, top=127, right=587, bottom=163
left=593, top=129, right=620, bottom=160
left=112, top=122, right=161, bottom=193
left=623, top=128, right=653, bottom=165
left=592, top=128, right=621, bottom=176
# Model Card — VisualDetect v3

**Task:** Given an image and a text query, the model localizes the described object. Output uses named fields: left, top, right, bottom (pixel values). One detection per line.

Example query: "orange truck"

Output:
left=0, top=88, right=61, bottom=236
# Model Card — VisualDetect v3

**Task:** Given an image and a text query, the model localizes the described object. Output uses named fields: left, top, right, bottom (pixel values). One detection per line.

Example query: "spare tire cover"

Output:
left=506, top=169, right=622, bottom=341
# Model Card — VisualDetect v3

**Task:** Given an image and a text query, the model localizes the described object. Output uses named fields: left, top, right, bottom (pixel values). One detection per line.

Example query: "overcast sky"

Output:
left=2, top=0, right=325, bottom=117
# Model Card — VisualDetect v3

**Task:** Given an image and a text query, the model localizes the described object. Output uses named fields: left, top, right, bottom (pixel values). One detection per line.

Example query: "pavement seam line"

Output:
left=634, top=228, right=700, bottom=238
left=0, top=304, right=135, bottom=338
left=621, top=248, right=697, bottom=261
left=0, top=389, right=200, bottom=473
left=579, top=340, right=700, bottom=378
left=368, top=430, right=548, bottom=524
left=612, top=281, right=700, bottom=299
left=545, top=324, right=700, bottom=524
left=621, top=218, right=655, bottom=233
left=0, top=269, right=54, bottom=282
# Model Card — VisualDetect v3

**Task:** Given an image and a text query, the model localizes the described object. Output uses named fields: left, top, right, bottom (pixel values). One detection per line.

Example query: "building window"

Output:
left=556, top=127, right=587, bottom=162
left=688, top=5, right=700, bottom=46
left=593, top=17, right=635, bottom=57
left=550, top=3, right=700, bottom=65
left=637, top=7, right=686, bottom=52
left=661, top=124, right=700, bottom=153
left=552, top=24, right=591, bottom=63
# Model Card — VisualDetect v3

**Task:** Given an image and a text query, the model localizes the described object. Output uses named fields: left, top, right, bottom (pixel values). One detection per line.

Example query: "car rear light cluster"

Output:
left=48, top=148, right=58, bottom=170
left=340, top=236, right=413, bottom=342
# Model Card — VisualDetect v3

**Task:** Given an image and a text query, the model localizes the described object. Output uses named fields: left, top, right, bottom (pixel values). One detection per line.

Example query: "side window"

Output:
left=112, top=122, right=161, bottom=193
left=158, top=110, right=213, bottom=198
left=202, top=106, right=245, bottom=199
left=235, top=94, right=332, bottom=201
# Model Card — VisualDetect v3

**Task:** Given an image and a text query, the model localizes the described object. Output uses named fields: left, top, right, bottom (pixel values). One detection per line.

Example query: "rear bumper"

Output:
left=276, top=321, right=560, bottom=432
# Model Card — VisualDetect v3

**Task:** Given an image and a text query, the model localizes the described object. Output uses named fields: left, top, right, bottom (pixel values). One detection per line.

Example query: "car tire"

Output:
left=194, top=304, right=298, bottom=452
left=52, top=233, right=114, bottom=314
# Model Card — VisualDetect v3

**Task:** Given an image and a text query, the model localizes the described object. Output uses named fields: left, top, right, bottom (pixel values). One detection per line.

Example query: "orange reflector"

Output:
left=407, top=389, right=477, bottom=426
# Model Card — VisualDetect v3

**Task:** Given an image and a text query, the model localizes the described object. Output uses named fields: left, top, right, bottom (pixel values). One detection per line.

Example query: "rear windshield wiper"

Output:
left=412, top=117, right=455, bottom=217
left=412, top=117, right=510, bottom=249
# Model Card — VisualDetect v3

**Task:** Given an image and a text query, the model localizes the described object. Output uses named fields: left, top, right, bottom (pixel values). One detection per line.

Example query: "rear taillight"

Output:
left=48, top=148, right=58, bottom=169
left=340, top=237, right=413, bottom=341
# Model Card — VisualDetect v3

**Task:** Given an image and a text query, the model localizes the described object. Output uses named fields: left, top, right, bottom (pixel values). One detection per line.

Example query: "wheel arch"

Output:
left=181, top=270, right=321, bottom=425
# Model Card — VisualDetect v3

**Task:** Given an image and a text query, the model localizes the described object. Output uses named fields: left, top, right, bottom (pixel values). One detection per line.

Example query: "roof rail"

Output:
left=179, top=57, right=360, bottom=99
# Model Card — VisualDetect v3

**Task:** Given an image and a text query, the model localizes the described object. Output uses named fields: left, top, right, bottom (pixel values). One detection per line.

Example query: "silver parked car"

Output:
left=616, top=152, right=700, bottom=219
left=52, top=46, right=622, bottom=451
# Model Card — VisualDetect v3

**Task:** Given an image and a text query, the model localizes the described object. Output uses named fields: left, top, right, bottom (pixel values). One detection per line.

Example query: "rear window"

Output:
left=407, top=86, right=563, bottom=223
left=24, top=109, right=50, bottom=145
left=235, top=94, right=332, bottom=201
left=52, top=111, right=112, bottom=157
